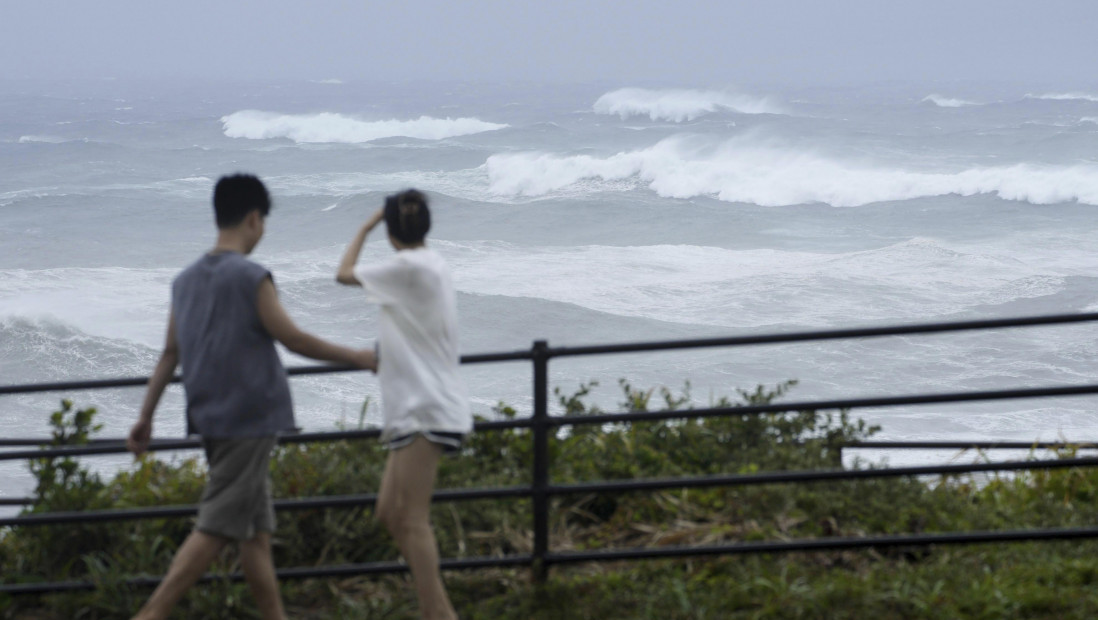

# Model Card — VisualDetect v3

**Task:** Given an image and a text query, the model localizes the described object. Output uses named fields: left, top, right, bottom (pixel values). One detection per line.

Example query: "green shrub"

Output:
left=4, top=383, right=1098, bottom=619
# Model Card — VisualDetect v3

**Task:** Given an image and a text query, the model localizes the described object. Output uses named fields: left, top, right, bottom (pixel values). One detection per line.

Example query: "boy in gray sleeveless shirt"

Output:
left=126, top=175, right=376, bottom=620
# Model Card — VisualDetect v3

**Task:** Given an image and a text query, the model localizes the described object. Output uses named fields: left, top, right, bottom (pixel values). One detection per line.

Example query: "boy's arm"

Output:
left=257, top=277, right=377, bottom=370
left=336, top=208, right=386, bottom=286
left=128, top=311, right=180, bottom=456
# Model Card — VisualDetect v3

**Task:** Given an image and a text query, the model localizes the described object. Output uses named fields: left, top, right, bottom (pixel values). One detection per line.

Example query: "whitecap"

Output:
left=593, top=88, right=784, bottom=121
left=1025, top=92, right=1098, bottom=102
left=220, top=110, right=508, bottom=143
left=0, top=266, right=175, bottom=348
left=921, top=94, right=979, bottom=108
left=485, top=135, right=1098, bottom=207
left=17, top=135, right=69, bottom=144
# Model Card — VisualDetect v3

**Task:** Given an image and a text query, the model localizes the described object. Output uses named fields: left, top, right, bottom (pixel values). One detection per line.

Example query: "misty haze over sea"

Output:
left=3, top=78, right=1098, bottom=500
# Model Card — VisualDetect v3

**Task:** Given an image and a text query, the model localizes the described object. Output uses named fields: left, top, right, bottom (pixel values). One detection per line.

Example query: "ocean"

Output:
left=3, top=78, right=1098, bottom=502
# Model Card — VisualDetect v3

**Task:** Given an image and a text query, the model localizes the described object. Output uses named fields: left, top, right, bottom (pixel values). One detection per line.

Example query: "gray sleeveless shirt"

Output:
left=172, top=252, right=295, bottom=438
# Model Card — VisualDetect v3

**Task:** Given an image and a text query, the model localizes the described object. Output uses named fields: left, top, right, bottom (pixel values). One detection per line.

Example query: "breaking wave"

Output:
left=0, top=266, right=174, bottom=348
left=593, top=88, right=783, bottom=121
left=922, top=95, right=979, bottom=108
left=1025, top=92, right=1098, bottom=102
left=441, top=238, right=1063, bottom=327
left=220, top=110, right=508, bottom=143
left=486, top=136, right=1098, bottom=207
left=18, top=135, right=77, bottom=144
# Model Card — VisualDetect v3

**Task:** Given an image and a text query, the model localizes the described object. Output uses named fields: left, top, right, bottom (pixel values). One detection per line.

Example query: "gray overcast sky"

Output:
left=2, top=1, right=1096, bottom=86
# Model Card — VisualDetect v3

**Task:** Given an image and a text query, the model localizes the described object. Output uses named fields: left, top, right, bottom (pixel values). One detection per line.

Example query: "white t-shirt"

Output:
left=354, top=247, right=471, bottom=439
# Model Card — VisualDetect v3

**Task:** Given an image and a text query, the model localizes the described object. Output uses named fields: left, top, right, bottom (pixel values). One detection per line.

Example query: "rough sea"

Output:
left=3, top=78, right=1098, bottom=502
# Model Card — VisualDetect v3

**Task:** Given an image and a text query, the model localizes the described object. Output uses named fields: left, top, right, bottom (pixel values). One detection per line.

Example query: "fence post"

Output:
left=531, top=339, right=550, bottom=583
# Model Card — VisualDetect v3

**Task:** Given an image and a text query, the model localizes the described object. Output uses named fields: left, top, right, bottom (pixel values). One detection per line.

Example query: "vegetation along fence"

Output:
left=3, top=311, right=1098, bottom=595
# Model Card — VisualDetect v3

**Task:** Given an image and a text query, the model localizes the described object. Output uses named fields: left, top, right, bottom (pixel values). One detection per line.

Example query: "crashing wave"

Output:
left=486, top=135, right=1098, bottom=207
left=221, top=110, right=508, bottom=143
left=441, top=238, right=1059, bottom=328
left=0, top=266, right=174, bottom=348
left=593, top=88, right=783, bottom=122
left=922, top=95, right=979, bottom=108
left=1024, top=93, right=1098, bottom=102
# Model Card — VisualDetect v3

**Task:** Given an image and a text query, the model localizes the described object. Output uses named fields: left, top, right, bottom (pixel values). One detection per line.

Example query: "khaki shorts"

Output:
left=197, top=436, right=277, bottom=541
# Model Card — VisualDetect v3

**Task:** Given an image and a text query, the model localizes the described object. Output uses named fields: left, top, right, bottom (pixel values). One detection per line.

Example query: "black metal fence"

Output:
left=3, top=311, right=1098, bottom=595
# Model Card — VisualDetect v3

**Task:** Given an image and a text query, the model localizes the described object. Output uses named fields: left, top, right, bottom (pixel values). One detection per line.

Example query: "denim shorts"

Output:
left=387, top=430, right=464, bottom=454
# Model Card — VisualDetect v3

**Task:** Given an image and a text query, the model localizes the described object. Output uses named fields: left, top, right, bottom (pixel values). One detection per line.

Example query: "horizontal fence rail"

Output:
left=0, top=350, right=533, bottom=397
left=540, top=311, right=1098, bottom=357
left=5, top=311, right=1098, bottom=398
left=5, top=526, right=1098, bottom=596
left=2, top=442, right=1088, bottom=508
left=3, top=311, right=1098, bottom=595
left=7, top=383, right=1098, bottom=462
left=845, top=440, right=1098, bottom=450
left=5, top=455, right=1098, bottom=529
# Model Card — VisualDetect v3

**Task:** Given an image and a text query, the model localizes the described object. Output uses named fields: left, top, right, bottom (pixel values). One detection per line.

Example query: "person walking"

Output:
left=336, top=189, right=471, bottom=620
left=128, top=173, right=375, bottom=620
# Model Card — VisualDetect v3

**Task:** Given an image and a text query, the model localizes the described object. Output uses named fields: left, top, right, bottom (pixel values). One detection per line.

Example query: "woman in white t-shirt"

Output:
left=336, top=189, right=470, bottom=620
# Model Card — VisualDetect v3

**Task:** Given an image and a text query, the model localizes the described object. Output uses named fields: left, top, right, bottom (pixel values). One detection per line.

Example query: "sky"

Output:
left=1, top=0, right=1096, bottom=87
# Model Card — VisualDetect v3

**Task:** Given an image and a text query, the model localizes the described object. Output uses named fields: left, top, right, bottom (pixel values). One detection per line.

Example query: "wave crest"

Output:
left=221, top=110, right=508, bottom=143
left=593, top=88, right=783, bottom=121
left=486, top=136, right=1098, bottom=207
left=443, top=238, right=1059, bottom=327
left=1025, top=92, right=1098, bottom=102
left=922, top=95, right=979, bottom=108
left=18, top=135, right=76, bottom=144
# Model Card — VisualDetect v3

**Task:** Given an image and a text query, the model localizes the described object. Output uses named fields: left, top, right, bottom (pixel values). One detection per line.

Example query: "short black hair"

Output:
left=213, top=174, right=271, bottom=229
left=384, top=189, right=431, bottom=244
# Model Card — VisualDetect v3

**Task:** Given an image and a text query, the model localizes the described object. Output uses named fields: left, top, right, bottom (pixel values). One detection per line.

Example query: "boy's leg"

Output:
left=131, top=530, right=227, bottom=620
left=376, top=435, right=456, bottom=620
left=240, top=531, right=286, bottom=620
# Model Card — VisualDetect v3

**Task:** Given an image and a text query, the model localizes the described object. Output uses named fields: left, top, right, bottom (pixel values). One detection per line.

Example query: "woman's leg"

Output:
left=376, top=435, right=457, bottom=620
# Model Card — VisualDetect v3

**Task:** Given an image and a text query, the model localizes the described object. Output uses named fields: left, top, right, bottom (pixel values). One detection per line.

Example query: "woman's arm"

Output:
left=336, top=208, right=386, bottom=286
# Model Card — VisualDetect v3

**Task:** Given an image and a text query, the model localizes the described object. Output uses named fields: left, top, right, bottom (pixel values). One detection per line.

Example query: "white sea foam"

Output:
left=261, top=168, right=495, bottom=203
left=0, top=315, right=155, bottom=381
left=1025, top=92, right=1098, bottom=102
left=1081, top=117, right=1098, bottom=124
left=922, top=94, right=979, bottom=108
left=220, top=110, right=508, bottom=143
left=0, top=187, right=67, bottom=207
left=246, top=236, right=1074, bottom=331
left=436, top=238, right=1066, bottom=328
left=486, top=135, right=1098, bottom=207
left=593, top=88, right=783, bottom=121
left=0, top=267, right=174, bottom=348
left=18, top=135, right=70, bottom=144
